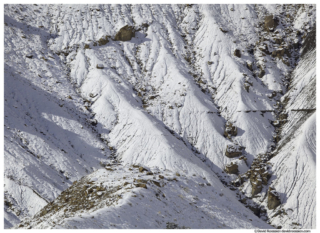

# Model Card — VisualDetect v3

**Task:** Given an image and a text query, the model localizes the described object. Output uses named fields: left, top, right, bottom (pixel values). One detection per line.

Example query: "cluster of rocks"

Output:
left=232, top=154, right=272, bottom=198
left=35, top=177, right=122, bottom=220
left=224, top=121, right=237, bottom=139
left=86, top=25, right=136, bottom=49
left=166, top=222, right=190, bottom=229
left=271, top=112, right=288, bottom=143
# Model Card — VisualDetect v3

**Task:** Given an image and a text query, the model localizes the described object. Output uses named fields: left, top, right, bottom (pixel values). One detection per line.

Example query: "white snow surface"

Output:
left=4, top=3, right=316, bottom=229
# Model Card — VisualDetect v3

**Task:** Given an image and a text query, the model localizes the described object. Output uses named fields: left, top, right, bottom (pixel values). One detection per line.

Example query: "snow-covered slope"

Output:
left=4, top=3, right=316, bottom=229
left=267, top=29, right=316, bottom=228
left=15, top=165, right=272, bottom=229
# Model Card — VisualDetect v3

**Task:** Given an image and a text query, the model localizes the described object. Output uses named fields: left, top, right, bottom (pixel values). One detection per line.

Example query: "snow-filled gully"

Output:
left=4, top=4, right=316, bottom=229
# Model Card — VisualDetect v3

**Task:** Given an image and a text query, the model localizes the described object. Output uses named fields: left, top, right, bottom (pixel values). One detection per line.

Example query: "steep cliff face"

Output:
left=4, top=4, right=316, bottom=229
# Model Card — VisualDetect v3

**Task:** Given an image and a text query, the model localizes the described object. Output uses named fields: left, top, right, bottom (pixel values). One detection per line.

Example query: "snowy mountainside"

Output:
left=267, top=29, right=316, bottom=228
left=4, top=3, right=316, bottom=229
left=15, top=164, right=272, bottom=229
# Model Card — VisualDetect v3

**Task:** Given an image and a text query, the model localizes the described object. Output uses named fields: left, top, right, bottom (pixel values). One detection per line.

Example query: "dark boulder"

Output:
left=134, top=183, right=147, bottom=189
left=98, top=36, right=109, bottom=46
left=96, top=64, right=104, bottom=69
left=225, top=163, right=238, bottom=174
left=219, top=28, right=228, bottom=33
left=258, top=69, right=265, bottom=78
left=246, top=62, right=253, bottom=71
left=267, top=187, right=281, bottom=210
left=139, top=166, right=147, bottom=172
left=250, top=173, right=263, bottom=196
left=274, top=37, right=283, bottom=45
left=264, top=15, right=278, bottom=31
left=225, top=145, right=242, bottom=158
left=114, top=25, right=135, bottom=41
left=234, top=49, right=241, bottom=58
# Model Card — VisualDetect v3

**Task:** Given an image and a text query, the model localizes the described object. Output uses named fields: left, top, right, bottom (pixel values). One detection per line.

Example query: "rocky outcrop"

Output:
left=96, top=64, right=104, bottom=69
left=98, top=36, right=109, bottom=46
left=134, top=183, right=147, bottom=189
left=250, top=173, right=263, bottom=196
left=236, top=154, right=272, bottom=196
left=264, top=15, right=278, bottom=32
left=274, top=37, right=283, bottom=45
left=267, top=187, right=281, bottom=210
left=244, top=83, right=250, bottom=92
left=225, top=163, right=238, bottom=174
left=224, top=121, right=237, bottom=139
left=114, top=25, right=135, bottom=41
left=139, top=166, right=148, bottom=172
left=219, top=28, right=228, bottom=33
left=225, top=145, right=243, bottom=158
left=234, top=49, right=241, bottom=58
left=258, top=69, right=265, bottom=78
left=258, top=44, right=271, bottom=55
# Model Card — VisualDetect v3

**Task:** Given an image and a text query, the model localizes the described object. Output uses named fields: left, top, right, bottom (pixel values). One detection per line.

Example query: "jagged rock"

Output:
left=224, top=121, right=237, bottom=138
left=239, top=156, right=247, bottom=161
left=271, top=49, right=285, bottom=59
left=136, top=179, right=148, bottom=184
left=234, top=49, right=241, bottom=58
left=258, top=69, right=265, bottom=78
left=267, top=91, right=277, bottom=99
left=261, top=171, right=270, bottom=185
left=219, top=28, right=228, bottom=33
left=151, top=180, right=161, bottom=187
left=274, top=37, right=283, bottom=44
left=239, top=198, right=247, bottom=204
left=278, top=113, right=288, bottom=121
left=159, top=175, right=164, bottom=179
left=134, top=183, right=147, bottom=189
left=139, top=166, right=147, bottom=172
left=259, top=44, right=270, bottom=55
left=264, top=15, right=277, bottom=31
left=225, top=163, right=238, bottom=174
left=225, top=145, right=242, bottom=158
left=232, top=176, right=243, bottom=187
left=267, top=187, right=281, bottom=210
left=166, top=222, right=189, bottom=229
left=273, top=134, right=281, bottom=143
left=246, top=62, right=253, bottom=71
left=247, top=205, right=261, bottom=217
left=250, top=172, right=263, bottom=196
left=98, top=36, right=109, bottom=46
left=96, top=64, right=104, bottom=69
left=114, top=25, right=135, bottom=41
left=146, top=171, right=153, bottom=175
left=88, top=119, right=98, bottom=126
left=244, top=83, right=250, bottom=92
left=272, top=120, right=287, bottom=127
